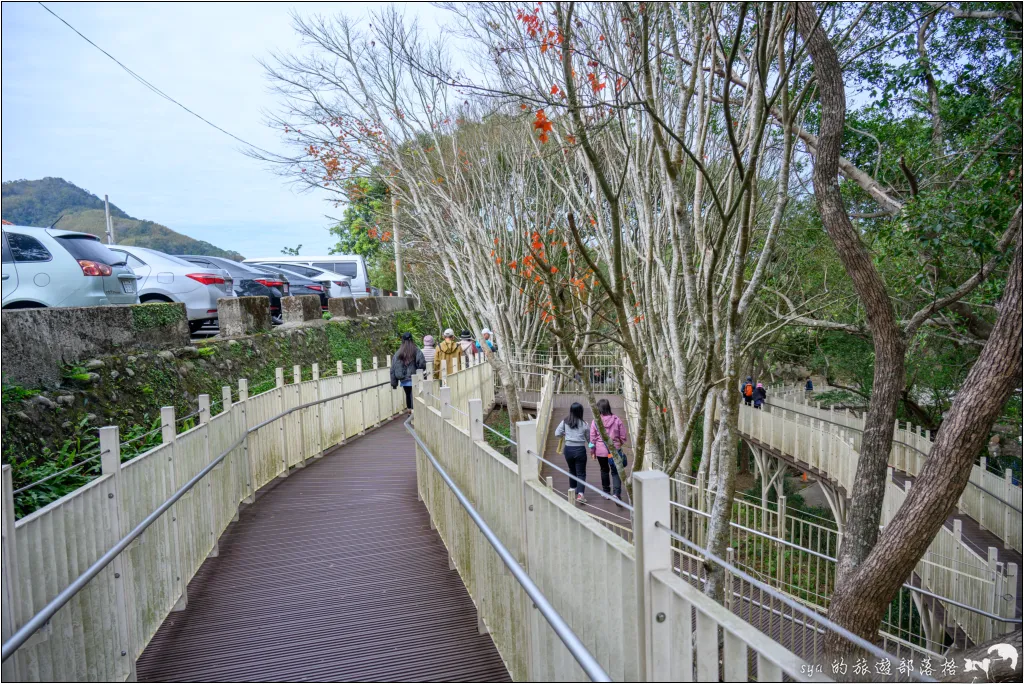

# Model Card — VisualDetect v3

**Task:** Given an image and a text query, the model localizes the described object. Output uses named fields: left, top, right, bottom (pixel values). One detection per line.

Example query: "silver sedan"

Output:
left=108, top=245, right=235, bottom=333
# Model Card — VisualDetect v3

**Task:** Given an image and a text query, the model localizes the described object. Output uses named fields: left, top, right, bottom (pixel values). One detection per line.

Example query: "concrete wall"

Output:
left=218, top=296, right=271, bottom=337
left=1, top=302, right=189, bottom=388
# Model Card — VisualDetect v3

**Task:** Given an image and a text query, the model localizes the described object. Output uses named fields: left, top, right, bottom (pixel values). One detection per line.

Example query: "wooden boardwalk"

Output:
left=136, top=418, right=509, bottom=682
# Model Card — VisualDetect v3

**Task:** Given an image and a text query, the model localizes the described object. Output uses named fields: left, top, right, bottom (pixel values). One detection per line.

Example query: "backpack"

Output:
left=743, top=383, right=753, bottom=397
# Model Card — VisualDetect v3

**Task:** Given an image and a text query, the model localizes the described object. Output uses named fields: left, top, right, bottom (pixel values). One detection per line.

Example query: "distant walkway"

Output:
left=136, top=419, right=509, bottom=682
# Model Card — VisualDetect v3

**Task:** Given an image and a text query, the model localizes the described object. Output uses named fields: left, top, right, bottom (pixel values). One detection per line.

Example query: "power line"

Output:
left=37, top=2, right=278, bottom=157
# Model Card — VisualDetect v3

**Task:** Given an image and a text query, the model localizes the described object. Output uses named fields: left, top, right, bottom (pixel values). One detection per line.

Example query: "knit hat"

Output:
left=481, top=328, right=492, bottom=336
left=460, top=330, right=472, bottom=340
left=443, top=328, right=455, bottom=337
left=423, top=335, right=435, bottom=347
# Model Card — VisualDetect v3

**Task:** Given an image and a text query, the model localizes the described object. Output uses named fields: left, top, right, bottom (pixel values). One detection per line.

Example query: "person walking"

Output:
left=753, top=382, right=768, bottom=409
left=433, top=329, right=461, bottom=377
left=555, top=402, right=590, bottom=504
left=590, top=398, right=628, bottom=502
left=390, top=332, right=426, bottom=411
left=458, top=330, right=477, bottom=368
left=805, top=377, right=814, bottom=393
left=742, top=377, right=754, bottom=406
left=476, top=328, right=497, bottom=354
left=422, top=335, right=436, bottom=375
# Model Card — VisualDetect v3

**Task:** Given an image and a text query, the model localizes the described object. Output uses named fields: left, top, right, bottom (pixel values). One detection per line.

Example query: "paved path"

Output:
left=137, top=418, right=509, bottom=682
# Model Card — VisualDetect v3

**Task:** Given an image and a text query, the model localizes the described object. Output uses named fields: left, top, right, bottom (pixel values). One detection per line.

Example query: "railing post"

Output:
left=276, top=368, right=289, bottom=476
left=160, top=407, right=188, bottom=610
left=293, top=365, right=307, bottom=468
left=440, top=386, right=452, bottom=421
left=515, top=419, right=538, bottom=679
left=632, top=470, right=671, bottom=681
left=776, top=494, right=787, bottom=585
left=99, top=426, right=138, bottom=680
left=1, top=465, right=24, bottom=681
left=221, top=386, right=240, bottom=522
left=238, top=379, right=254, bottom=503
left=198, top=394, right=219, bottom=558
left=312, top=363, right=324, bottom=458
left=1004, top=563, right=1019, bottom=633
left=356, top=358, right=367, bottom=434
left=336, top=362, right=347, bottom=444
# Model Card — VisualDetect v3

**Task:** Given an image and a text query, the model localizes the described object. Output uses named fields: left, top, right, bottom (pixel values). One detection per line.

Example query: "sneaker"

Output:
left=613, top=494, right=624, bottom=508
left=576, top=493, right=587, bottom=504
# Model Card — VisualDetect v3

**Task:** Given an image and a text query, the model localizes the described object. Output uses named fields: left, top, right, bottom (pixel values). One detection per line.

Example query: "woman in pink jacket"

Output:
left=589, top=398, right=628, bottom=502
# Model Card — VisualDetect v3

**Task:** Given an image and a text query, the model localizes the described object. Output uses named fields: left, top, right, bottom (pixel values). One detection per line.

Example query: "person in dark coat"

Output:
left=390, top=332, right=426, bottom=411
left=741, top=377, right=754, bottom=406
left=753, top=382, right=767, bottom=409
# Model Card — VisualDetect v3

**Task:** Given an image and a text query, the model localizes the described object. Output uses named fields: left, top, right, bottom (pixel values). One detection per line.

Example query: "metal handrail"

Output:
left=763, top=401, right=1023, bottom=512
left=668, top=500, right=1022, bottom=624
left=1, top=380, right=392, bottom=663
left=655, top=521, right=932, bottom=682
left=404, top=416, right=610, bottom=682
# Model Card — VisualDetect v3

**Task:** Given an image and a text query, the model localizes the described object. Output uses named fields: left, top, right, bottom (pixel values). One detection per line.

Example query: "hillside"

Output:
left=1, top=178, right=244, bottom=260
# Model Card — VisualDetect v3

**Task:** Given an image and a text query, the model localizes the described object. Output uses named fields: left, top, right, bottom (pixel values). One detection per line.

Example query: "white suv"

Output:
left=1, top=225, right=139, bottom=309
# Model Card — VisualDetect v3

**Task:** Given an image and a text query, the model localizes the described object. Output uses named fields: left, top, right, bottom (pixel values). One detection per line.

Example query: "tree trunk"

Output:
left=824, top=236, right=1022, bottom=645
left=795, top=2, right=907, bottom=594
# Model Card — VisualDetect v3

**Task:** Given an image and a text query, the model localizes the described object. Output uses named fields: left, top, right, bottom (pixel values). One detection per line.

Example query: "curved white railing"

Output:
left=1, top=359, right=405, bottom=683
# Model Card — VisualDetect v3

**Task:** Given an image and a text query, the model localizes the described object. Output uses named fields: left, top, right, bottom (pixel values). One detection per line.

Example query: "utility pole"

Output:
left=104, top=195, right=115, bottom=245
left=392, top=194, right=404, bottom=296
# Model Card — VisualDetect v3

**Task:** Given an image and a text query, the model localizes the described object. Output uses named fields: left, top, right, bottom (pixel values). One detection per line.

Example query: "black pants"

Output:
left=744, top=396, right=752, bottom=406
left=596, top=456, right=622, bottom=496
left=403, top=385, right=413, bottom=410
left=564, top=445, right=587, bottom=495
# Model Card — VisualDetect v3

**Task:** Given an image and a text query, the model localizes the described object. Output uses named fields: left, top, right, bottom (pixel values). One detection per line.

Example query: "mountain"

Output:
left=1, top=178, right=244, bottom=260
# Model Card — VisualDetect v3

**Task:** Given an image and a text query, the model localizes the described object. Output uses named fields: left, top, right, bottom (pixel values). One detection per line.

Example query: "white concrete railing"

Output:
left=413, top=363, right=823, bottom=682
left=770, top=389, right=1022, bottom=553
left=1, top=360, right=405, bottom=683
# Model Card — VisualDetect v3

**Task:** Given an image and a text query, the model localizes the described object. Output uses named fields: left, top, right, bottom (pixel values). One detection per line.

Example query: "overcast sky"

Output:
left=1, top=2, right=451, bottom=257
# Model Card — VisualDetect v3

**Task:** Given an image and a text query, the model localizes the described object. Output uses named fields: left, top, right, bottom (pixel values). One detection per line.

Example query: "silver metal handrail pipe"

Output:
left=404, top=417, right=611, bottom=682
left=1, top=380, right=392, bottom=663
left=655, top=521, right=933, bottom=682
left=764, top=400, right=1022, bottom=512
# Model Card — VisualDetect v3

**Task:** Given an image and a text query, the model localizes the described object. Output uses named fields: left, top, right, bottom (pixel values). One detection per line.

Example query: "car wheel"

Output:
left=188, top=320, right=206, bottom=334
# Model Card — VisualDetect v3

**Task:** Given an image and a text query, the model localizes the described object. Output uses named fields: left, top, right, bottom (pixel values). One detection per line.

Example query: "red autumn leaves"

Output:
left=533, top=109, right=554, bottom=143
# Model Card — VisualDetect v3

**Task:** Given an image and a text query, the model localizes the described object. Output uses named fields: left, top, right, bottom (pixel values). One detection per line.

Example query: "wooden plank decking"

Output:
left=136, top=418, right=509, bottom=682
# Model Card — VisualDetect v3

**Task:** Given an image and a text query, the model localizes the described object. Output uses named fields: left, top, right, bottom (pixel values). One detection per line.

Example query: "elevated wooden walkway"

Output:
left=136, top=418, right=509, bottom=682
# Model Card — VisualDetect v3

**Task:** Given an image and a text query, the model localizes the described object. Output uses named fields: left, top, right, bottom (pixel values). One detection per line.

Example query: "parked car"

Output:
left=245, top=255, right=368, bottom=297
left=2, top=225, right=139, bottom=309
left=249, top=263, right=329, bottom=309
left=179, top=255, right=288, bottom=321
left=242, top=261, right=351, bottom=299
left=108, top=245, right=235, bottom=333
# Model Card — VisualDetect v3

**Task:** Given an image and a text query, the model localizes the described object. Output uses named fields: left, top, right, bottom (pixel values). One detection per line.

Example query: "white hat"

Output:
left=443, top=328, right=455, bottom=337
left=481, top=328, right=492, bottom=336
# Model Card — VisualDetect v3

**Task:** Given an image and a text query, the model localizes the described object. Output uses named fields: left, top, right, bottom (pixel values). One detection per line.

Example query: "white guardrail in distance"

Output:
left=768, top=387, right=1022, bottom=553
left=1, top=360, right=405, bottom=682
left=412, top=363, right=825, bottom=682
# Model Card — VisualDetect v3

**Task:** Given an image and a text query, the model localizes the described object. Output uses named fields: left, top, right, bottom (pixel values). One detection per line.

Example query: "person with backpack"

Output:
left=555, top=402, right=590, bottom=504
left=742, top=377, right=754, bottom=406
left=458, top=330, right=477, bottom=368
left=390, top=332, right=426, bottom=411
left=805, top=377, right=814, bottom=393
left=753, top=382, right=767, bottom=409
left=433, top=329, right=461, bottom=377
left=590, top=398, right=628, bottom=502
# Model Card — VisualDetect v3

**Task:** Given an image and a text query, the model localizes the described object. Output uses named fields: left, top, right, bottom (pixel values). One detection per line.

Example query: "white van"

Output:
left=244, top=255, right=374, bottom=297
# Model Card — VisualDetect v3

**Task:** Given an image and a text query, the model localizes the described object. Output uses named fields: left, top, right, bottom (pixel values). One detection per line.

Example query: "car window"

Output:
left=7, top=233, right=53, bottom=262
left=184, top=257, right=216, bottom=269
left=1, top=232, right=12, bottom=263
left=111, top=250, right=147, bottom=270
left=313, top=261, right=357, bottom=278
left=55, top=235, right=125, bottom=265
left=270, top=263, right=320, bottom=278
left=208, top=258, right=261, bottom=277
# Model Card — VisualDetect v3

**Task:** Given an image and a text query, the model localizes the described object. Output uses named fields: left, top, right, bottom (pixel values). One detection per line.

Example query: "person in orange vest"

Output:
left=741, top=377, right=754, bottom=406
